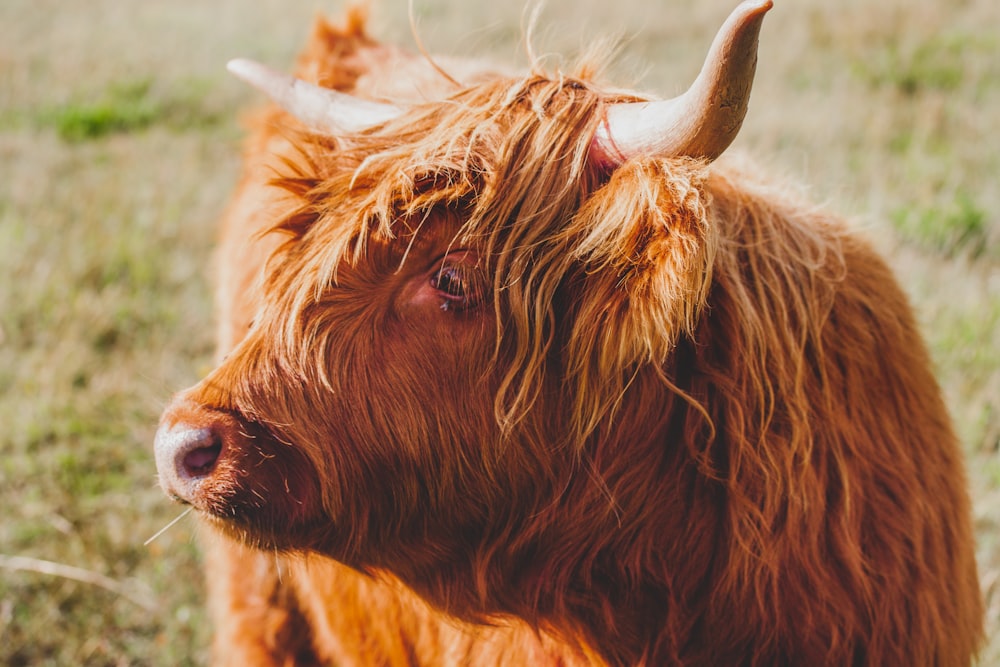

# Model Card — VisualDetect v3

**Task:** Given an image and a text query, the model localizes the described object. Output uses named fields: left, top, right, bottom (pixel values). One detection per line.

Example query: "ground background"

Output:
left=1, top=0, right=997, bottom=664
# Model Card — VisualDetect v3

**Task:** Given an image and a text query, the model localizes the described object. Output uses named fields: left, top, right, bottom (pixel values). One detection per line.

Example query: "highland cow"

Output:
left=154, top=1, right=983, bottom=664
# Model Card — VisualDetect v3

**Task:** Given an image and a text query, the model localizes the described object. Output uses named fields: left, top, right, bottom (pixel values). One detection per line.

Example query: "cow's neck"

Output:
left=386, top=367, right=724, bottom=665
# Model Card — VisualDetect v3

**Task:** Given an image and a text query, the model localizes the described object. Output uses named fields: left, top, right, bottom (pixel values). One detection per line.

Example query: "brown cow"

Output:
left=154, top=2, right=983, bottom=665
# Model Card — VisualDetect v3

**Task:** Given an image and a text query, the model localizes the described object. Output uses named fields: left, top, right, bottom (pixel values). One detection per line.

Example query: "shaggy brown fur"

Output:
left=156, top=8, right=983, bottom=666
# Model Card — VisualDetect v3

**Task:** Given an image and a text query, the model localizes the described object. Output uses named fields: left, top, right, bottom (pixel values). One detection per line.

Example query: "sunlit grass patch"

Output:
left=44, top=80, right=161, bottom=141
left=891, top=193, right=991, bottom=259
left=931, top=295, right=1000, bottom=451
left=37, top=78, right=227, bottom=141
left=855, top=33, right=969, bottom=95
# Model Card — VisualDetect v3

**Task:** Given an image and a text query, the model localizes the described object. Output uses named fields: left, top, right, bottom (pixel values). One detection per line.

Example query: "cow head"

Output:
left=155, top=0, right=770, bottom=604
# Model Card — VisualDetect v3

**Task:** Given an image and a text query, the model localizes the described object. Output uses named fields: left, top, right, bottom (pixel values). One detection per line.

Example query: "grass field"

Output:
left=1, top=0, right=997, bottom=664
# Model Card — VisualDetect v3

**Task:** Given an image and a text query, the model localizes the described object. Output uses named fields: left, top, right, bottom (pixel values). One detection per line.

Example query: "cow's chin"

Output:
left=183, top=466, right=330, bottom=552
left=198, top=509, right=329, bottom=553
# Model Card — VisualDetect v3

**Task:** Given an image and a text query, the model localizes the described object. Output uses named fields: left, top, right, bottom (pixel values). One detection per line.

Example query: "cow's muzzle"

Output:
left=154, top=396, right=324, bottom=544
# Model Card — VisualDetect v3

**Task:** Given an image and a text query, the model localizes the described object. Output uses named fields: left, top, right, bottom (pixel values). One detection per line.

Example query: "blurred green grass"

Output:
left=0, top=0, right=997, bottom=664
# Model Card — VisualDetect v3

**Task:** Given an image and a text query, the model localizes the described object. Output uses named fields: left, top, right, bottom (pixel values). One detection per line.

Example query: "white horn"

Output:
left=592, top=0, right=773, bottom=166
left=226, top=58, right=403, bottom=133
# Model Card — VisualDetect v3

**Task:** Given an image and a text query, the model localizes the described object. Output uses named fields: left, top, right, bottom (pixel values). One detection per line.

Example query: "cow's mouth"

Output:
left=198, top=508, right=333, bottom=554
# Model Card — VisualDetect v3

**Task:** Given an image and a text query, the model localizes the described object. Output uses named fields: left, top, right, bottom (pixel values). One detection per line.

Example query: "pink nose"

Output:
left=154, top=421, right=222, bottom=502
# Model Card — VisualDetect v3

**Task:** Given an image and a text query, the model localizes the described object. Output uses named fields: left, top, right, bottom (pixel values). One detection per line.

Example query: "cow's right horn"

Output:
left=591, top=0, right=773, bottom=167
left=227, top=58, right=404, bottom=133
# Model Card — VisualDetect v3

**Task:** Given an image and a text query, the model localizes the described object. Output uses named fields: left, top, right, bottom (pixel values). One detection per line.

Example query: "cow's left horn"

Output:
left=591, top=0, right=773, bottom=166
left=227, top=58, right=403, bottom=132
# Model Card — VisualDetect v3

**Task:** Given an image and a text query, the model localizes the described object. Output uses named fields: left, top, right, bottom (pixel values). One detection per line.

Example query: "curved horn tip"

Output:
left=733, top=0, right=774, bottom=19
left=225, top=58, right=287, bottom=91
left=225, top=56, right=405, bottom=134
left=717, top=0, right=774, bottom=45
left=591, top=1, right=774, bottom=166
left=742, top=0, right=774, bottom=13
left=225, top=57, right=255, bottom=79
left=726, top=0, right=774, bottom=39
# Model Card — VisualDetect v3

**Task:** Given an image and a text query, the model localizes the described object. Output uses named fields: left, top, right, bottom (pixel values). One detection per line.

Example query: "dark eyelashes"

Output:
left=431, top=264, right=484, bottom=312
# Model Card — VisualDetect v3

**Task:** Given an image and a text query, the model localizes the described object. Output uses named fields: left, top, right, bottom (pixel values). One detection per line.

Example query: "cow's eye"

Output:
left=431, top=265, right=482, bottom=312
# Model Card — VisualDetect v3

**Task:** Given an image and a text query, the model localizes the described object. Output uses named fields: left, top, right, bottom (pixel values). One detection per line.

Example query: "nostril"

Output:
left=155, top=424, right=223, bottom=488
left=182, top=438, right=222, bottom=477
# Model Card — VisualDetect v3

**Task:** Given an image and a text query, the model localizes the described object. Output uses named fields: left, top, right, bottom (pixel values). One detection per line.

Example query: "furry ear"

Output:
left=568, top=158, right=715, bottom=376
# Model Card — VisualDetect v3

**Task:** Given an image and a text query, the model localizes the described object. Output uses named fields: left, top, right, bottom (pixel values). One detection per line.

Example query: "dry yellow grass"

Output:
left=1, top=0, right=996, bottom=664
